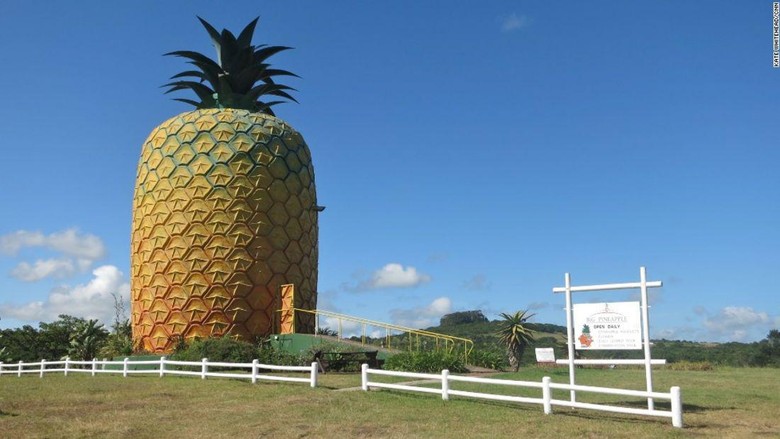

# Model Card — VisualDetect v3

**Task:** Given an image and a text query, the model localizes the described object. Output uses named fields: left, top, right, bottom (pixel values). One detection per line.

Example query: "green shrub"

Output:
left=257, top=339, right=303, bottom=366
left=168, top=336, right=306, bottom=368
left=316, top=327, right=339, bottom=337
left=99, top=332, right=133, bottom=359
left=171, top=337, right=257, bottom=363
left=384, top=351, right=468, bottom=373
left=306, top=341, right=354, bottom=355
left=468, top=349, right=507, bottom=371
left=100, top=319, right=133, bottom=359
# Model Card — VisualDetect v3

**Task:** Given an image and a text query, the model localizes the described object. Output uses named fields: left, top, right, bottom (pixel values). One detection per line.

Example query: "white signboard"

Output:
left=535, top=348, right=556, bottom=363
left=573, top=302, right=642, bottom=350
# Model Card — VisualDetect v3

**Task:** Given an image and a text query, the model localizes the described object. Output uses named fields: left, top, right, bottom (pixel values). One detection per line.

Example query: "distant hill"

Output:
left=422, top=311, right=780, bottom=367
left=334, top=310, right=778, bottom=367
left=421, top=311, right=567, bottom=366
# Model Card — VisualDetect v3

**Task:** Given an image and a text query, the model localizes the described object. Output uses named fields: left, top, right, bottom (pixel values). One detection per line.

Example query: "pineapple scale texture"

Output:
left=131, top=109, right=318, bottom=353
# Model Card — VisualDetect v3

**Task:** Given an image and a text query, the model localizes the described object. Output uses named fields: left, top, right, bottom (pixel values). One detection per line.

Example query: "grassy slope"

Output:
left=1, top=367, right=777, bottom=438
left=422, top=320, right=568, bottom=365
left=423, top=318, right=774, bottom=367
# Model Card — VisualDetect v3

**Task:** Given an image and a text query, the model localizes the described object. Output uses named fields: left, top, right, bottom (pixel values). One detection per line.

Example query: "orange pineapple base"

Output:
left=131, top=109, right=318, bottom=353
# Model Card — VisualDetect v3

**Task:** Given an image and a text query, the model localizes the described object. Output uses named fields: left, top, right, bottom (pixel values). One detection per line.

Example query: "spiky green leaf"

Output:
left=163, top=17, right=298, bottom=112
left=236, top=17, right=259, bottom=47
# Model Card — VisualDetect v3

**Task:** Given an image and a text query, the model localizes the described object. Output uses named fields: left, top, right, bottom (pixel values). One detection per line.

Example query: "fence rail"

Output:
left=361, top=365, right=683, bottom=428
left=0, top=357, right=318, bottom=387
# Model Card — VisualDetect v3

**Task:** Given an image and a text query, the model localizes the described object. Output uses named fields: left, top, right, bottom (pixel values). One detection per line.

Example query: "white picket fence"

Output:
left=361, top=365, right=683, bottom=428
left=0, top=357, right=319, bottom=387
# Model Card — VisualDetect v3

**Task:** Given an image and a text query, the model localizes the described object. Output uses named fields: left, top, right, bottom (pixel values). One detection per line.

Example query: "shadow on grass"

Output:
left=375, top=389, right=719, bottom=425
left=551, top=409, right=672, bottom=426
left=618, top=399, right=716, bottom=413
left=0, top=409, right=19, bottom=417
left=377, top=389, right=543, bottom=413
left=316, top=384, right=344, bottom=390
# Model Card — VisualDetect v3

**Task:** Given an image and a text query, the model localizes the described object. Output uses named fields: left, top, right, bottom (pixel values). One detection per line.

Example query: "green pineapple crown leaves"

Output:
left=582, top=324, right=590, bottom=334
left=163, top=16, right=298, bottom=115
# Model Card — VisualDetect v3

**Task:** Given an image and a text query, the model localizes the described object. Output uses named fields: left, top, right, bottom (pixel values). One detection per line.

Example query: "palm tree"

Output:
left=496, top=310, right=536, bottom=372
left=68, top=319, right=108, bottom=362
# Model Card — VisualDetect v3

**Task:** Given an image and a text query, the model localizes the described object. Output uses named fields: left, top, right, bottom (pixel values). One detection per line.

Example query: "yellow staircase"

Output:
left=280, top=308, right=474, bottom=361
left=277, top=284, right=474, bottom=360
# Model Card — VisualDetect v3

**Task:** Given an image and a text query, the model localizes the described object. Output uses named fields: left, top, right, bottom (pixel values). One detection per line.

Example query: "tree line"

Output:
left=432, top=311, right=780, bottom=368
left=0, top=314, right=132, bottom=363
left=2, top=309, right=778, bottom=369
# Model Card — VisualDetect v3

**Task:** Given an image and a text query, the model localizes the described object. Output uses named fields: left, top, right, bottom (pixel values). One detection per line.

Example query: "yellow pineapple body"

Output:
left=131, top=108, right=317, bottom=352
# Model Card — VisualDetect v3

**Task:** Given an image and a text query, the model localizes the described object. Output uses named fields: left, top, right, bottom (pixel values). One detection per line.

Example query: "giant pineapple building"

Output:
left=130, top=18, right=318, bottom=353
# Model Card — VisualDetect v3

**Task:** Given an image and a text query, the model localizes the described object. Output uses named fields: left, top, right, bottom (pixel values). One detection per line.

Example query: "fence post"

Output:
left=159, top=356, right=166, bottom=378
left=92, top=358, right=97, bottom=377
left=123, top=357, right=129, bottom=378
left=310, top=362, right=318, bottom=388
left=201, top=358, right=208, bottom=379
left=441, top=369, right=450, bottom=401
left=102, top=358, right=107, bottom=371
left=0, top=361, right=3, bottom=376
left=251, top=359, right=258, bottom=384
left=671, top=386, right=683, bottom=428
left=40, top=359, right=46, bottom=378
left=18, top=360, right=23, bottom=377
left=542, top=377, right=552, bottom=415
left=361, top=363, right=369, bottom=391
left=64, top=357, right=69, bottom=377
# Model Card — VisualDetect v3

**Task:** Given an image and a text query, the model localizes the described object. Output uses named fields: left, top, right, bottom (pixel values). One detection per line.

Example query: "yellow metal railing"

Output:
left=284, top=307, right=474, bottom=361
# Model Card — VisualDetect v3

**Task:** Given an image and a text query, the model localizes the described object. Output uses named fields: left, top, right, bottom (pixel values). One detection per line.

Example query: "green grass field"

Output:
left=1, top=366, right=777, bottom=438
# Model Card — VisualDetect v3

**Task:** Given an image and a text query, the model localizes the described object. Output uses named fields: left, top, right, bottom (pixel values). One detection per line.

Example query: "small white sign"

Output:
left=535, top=347, right=556, bottom=363
left=573, top=302, right=642, bottom=350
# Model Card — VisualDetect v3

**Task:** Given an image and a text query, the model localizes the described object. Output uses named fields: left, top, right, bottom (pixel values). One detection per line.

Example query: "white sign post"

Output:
left=553, top=266, right=663, bottom=410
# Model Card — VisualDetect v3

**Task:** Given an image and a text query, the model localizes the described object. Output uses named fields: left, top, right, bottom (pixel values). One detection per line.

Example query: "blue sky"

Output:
left=0, top=1, right=777, bottom=342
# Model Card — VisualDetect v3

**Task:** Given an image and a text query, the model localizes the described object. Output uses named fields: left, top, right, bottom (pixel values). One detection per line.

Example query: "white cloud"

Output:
left=0, top=265, right=130, bottom=325
left=707, top=306, right=770, bottom=329
left=2, top=301, right=46, bottom=321
left=10, top=258, right=79, bottom=282
left=390, top=297, right=452, bottom=329
left=653, top=325, right=702, bottom=341
left=46, top=229, right=106, bottom=260
left=0, top=229, right=106, bottom=282
left=0, top=230, right=45, bottom=254
left=702, top=306, right=771, bottom=342
left=372, top=264, right=431, bottom=288
left=500, top=13, right=528, bottom=32
left=345, top=263, right=431, bottom=292
left=655, top=328, right=679, bottom=339
left=320, top=316, right=362, bottom=337
left=660, top=306, right=777, bottom=342
left=0, top=229, right=105, bottom=259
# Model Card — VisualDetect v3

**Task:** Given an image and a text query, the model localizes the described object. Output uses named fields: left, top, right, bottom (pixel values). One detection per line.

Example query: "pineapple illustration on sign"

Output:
left=578, top=324, right=593, bottom=347
left=131, top=17, right=319, bottom=352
